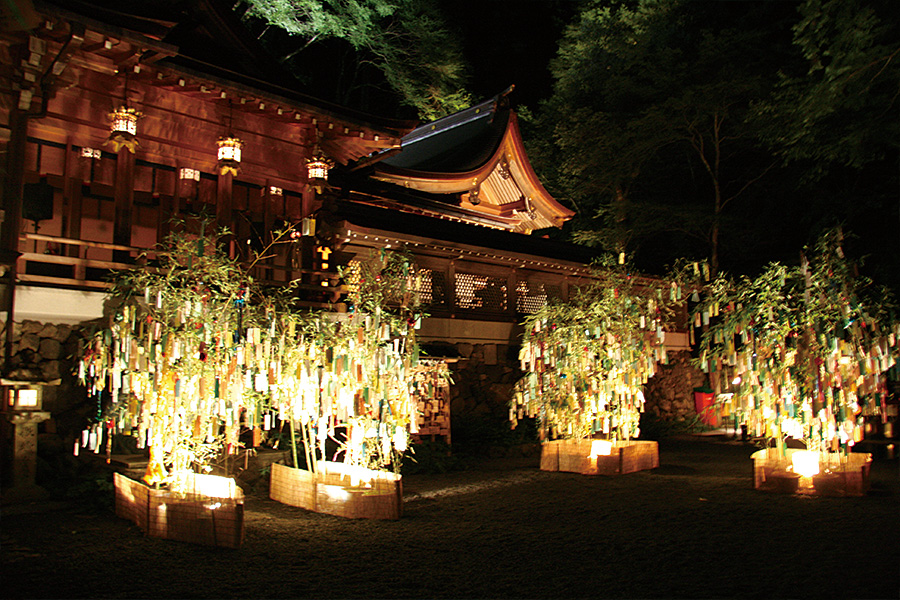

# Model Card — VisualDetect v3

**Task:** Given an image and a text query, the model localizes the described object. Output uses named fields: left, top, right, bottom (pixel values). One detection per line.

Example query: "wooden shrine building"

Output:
left=1, top=0, right=414, bottom=331
left=1, top=0, right=691, bottom=453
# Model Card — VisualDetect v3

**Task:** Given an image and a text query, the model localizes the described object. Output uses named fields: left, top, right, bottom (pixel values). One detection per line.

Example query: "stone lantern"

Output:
left=1, top=379, right=58, bottom=502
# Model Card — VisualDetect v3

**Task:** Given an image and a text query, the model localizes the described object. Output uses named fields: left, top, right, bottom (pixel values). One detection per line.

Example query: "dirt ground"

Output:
left=2, top=436, right=898, bottom=600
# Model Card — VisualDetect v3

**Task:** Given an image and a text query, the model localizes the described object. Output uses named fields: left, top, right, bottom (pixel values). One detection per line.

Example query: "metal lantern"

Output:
left=217, top=136, right=243, bottom=176
left=111, top=106, right=139, bottom=135
left=107, top=106, right=141, bottom=153
left=306, top=154, right=333, bottom=193
left=217, top=136, right=242, bottom=162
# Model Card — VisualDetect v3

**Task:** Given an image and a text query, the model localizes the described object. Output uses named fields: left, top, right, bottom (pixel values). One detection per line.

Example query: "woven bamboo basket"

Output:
left=540, top=439, right=659, bottom=475
left=751, top=448, right=872, bottom=496
left=270, top=461, right=402, bottom=520
left=114, top=472, right=244, bottom=548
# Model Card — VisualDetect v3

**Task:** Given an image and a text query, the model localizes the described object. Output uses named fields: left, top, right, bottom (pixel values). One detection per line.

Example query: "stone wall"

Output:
left=642, top=351, right=709, bottom=421
left=3, top=320, right=82, bottom=382
left=427, top=342, right=536, bottom=456
left=437, top=343, right=710, bottom=453
left=1, top=319, right=90, bottom=441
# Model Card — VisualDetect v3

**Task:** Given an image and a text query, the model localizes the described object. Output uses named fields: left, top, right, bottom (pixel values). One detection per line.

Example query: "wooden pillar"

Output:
left=1, top=109, right=28, bottom=364
left=112, top=146, right=135, bottom=263
left=216, top=170, right=234, bottom=252
left=63, top=140, right=83, bottom=257
left=161, top=165, right=188, bottom=246
left=263, top=182, right=276, bottom=282
left=1, top=110, right=27, bottom=259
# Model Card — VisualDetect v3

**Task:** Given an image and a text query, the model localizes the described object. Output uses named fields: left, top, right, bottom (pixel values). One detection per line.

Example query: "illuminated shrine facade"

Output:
left=1, top=0, right=693, bottom=461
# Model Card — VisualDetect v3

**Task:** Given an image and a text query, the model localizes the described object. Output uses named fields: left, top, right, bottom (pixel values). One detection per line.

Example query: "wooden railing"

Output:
left=17, top=232, right=148, bottom=289
left=16, top=233, right=345, bottom=309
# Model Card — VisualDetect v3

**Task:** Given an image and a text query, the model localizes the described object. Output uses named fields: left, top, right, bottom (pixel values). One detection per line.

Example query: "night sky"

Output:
left=442, top=0, right=577, bottom=109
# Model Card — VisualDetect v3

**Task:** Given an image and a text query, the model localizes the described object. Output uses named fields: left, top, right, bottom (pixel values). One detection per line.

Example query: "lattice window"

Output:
left=516, top=280, right=549, bottom=314
left=546, top=284, right=563, bottom=303
left=342, top=262, right=447, bottom=308
left=411, top=268, right=448, bottom=307
left=343, top=259, right=363, bottom=293
left=455, top=272, right=507, bottom=311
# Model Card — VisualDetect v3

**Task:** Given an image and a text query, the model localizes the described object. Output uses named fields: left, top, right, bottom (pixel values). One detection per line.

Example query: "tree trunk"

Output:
left=614, top=183, right=628, bottom=254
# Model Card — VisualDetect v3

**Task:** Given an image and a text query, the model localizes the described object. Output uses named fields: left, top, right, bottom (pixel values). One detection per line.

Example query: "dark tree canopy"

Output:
left=237, top=0, right=473, bottom=120
left=529, top=0, right=898, bottom=294
left=754, top=0, right=900, bottom=171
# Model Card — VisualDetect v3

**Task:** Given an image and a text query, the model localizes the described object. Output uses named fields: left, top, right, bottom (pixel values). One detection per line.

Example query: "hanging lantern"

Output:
left=306, top=154, right=333, bottom=193
left=217, top=136, right=243, bottom=176
left=107, top=106, right=141, bottom=153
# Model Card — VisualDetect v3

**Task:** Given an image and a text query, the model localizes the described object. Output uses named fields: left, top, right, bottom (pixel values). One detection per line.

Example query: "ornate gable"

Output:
left=370, top=91, right=574, bottom=233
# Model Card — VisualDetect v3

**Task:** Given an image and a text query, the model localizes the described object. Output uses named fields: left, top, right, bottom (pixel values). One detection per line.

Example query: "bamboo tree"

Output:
left=511, top=254, right=680, bottom=442
left=680, top=228, right=900, bottom=455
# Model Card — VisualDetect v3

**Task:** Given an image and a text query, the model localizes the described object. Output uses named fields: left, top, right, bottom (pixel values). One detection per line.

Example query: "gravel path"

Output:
left=3, top=437, right=898, bottom=599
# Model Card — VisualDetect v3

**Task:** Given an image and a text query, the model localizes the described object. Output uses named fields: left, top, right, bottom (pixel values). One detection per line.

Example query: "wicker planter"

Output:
left=540, top=439, right=659, bottom=475
left=751, top=448, right=872, bottom=496
left=269, top=462, right=402, bottom=520
left=113, top=472, right=244, bottom=548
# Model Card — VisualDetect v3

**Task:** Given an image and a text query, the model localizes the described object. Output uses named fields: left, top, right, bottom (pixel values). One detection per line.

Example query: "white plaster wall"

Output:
left=13, top=285, right=106, bottom=324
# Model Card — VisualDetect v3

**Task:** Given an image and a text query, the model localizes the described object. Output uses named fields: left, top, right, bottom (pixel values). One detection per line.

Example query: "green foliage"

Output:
left=677, top=228, right=900, bottom=451
left=239, top=0, right=472, bottom=119
left=754, top=0, right=900, bottom=172
left=536, top=0, right=803, bottom=274
left=81, top=224, right=430, bottom=482
left=511, top=254, right=681, bottom=442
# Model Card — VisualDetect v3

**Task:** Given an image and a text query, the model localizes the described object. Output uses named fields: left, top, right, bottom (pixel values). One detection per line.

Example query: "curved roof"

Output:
left=371, top=91, right=575, bottom=233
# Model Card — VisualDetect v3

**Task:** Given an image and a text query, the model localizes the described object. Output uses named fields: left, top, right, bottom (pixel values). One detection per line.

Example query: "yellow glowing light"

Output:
left=174, top=472, right=237, bottom=499
left=589, top=439, right=613, bottom=458
left=17, top=389, right=39, bottom=407
left=9, top=388, right=40, bottom=409
left=322, top=483, right=350, bottom=501
left=110, top=106, right=140, bottom=135
left=217, top=137, right=242, bottom=163
left=791, top=450, right=820, bottom=477
left=306, top=156, right=331, bottom=181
